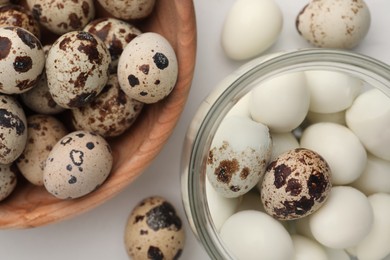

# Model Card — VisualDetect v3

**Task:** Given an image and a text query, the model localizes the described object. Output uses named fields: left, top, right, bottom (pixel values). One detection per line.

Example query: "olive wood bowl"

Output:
left=0, top=0, right=197, bottom=228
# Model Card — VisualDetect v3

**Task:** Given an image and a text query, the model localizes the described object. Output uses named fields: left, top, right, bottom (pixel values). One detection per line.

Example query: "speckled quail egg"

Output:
left=261, top=148, right=332, bottom=220
left=0, top=4, right=41, bottom=39
left=0, top=94, right=27, bottom=165
left=16, top=115, right=68, bottom=186
left=46, top=31, right=111, bottom=109
left=296, top=0, right=371, bottom=49
left=117, top=32, right=178, bottom=104
left=84, top=17, right=142, bottom=73
left=96, top=0, right=155, bottom=20
left=20, top=44, right=66, bottom=115
left=71, top=74, right=143, bottom=138
left=43, top=130, right=113, bottom=199
left=0, top=26, right=44, bottom=94
left=207, top=115, right=272, bottom=198
left=0, top=163, right=17, bottom=201
left=26, top=0, right=95, bottom=35
left=124, top=196, right=185, bottom=260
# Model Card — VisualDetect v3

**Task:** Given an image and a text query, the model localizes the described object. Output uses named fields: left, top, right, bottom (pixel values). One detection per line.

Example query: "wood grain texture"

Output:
left=0, top=0, right=197, bottom=228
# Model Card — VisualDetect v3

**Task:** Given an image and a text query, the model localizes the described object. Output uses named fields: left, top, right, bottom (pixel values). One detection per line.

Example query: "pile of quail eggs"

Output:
left=205, top=0, right=390, bottom=259
left=0, top=0, right=178, bottom=201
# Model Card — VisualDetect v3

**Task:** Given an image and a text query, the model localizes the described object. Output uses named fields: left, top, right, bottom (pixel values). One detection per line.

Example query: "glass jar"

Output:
left=181, top=49, right=390, bottom=259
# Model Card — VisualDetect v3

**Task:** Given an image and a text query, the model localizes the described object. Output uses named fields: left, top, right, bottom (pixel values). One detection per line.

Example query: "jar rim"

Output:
left=182, top=48, right=390, bottom=259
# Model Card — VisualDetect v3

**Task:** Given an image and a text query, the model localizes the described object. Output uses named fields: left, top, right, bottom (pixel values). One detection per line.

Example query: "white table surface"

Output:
left=1, top=0, right=390, bottom=259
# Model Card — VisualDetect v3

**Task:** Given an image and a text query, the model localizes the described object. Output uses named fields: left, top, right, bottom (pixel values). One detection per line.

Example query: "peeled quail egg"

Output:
left=346, top=88, right=390, bottom=161
left=249, top=72, right=310, bottom=133
left=46, top=31, right=110, bottom=108
left=16, top=115, right=68, bottom=186
left=220, top=210, right=294, bottom=260
left=43, top=130, right=112, bottom=199
left=0, top=94, right=27, bottom=164
left=296, top=0, right=371, bottom=48
left=117, top=32, right=178, bottom=104
left=291, top=234, right=328, bottom=260
left=300, top=122, right=367, bottom=185
left=0, top=26, right=44, bottom=94
left=261, top=148, right=332, bottom=220
left=309, top=186, right=373, bottom=249
left=221, top=0, right=283, bottom=60
left=207, top=115, right=272, bottom=198
left=124, top=196, right=185, bottom=260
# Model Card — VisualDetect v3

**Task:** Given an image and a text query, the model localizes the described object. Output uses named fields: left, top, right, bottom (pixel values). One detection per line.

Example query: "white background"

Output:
left=1, top=0, right=390, bottom=259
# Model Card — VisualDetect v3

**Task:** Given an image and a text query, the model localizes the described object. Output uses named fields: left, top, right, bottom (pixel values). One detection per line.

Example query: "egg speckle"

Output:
left=117, top=32, right=178, bottom=104
left=124, top=196, right=185, bottom=260
left=261, top=148, right=332, bottom=220
left=296, top=0, right=371, bottom=49
left=46, top=31, right=111, bottom=109
left=43, top=130, right=112, bottom=199
left=0, top=94, right=27, bottom=164
left=0, top=26, right=44, bottom=94
left=0, top=164, right=17, bottom=202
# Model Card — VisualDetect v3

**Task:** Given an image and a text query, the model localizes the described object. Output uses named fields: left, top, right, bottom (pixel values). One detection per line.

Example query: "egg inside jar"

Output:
left=0, top=0, right=179, bottom=201
left=203, top=65, right=390, bottom=260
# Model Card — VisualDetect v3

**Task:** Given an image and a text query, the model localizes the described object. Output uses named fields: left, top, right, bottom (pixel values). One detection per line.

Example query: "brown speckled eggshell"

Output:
left=21, top=44, right=66, bottom=115
left=71, top=74, right=143, bottom=138
left=96, top=0, right=155, bottom=20
left=0, top=94, right=27, bottom=164
left=0, top=26, right=44, bottom=94
left=261, top=148, right=332, bottom=220
left=0, top=4, right=41, bottom=39
left=0, top=164, right=17, bottom=201
left=84, top=17, right=141, bottom=73
left=46, top=31, right=111, bottom=109
left=26, top=0, right=95, bottom=35
left=117, top=32, right=178, bottom=104
left=16, top=114, right=68, bottom=186
left=43, top=130, right=113, bottom=199
left=124, top=196, right=185, bottom=260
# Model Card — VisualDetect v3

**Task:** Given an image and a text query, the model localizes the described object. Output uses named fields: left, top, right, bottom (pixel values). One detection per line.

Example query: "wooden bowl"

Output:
left=0, top=0, right=197, bottom=228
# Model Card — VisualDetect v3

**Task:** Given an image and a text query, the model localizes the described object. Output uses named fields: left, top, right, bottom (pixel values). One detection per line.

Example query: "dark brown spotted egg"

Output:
left=71, top=74, right=143, bottom=138
left=21, top=44, right=66, bottom=115
left=43, top=130, right=113, bottom=199
left=96, top=0, right=155, bottom=20
left=0, top=163, right=17, bottom=201
left=260, top=148, right=332, bottom=220
left=117, top=32, right=178, bottom=104
left=46, top=31, right=111, bottom=109
left=0, top=4, right=41, bottom=39
left=84, top=17, right=141, bottom=73
left=26, top=0, right=95, bottom=35
left=0, top=26, right=44, bottom=94
left=124, top=196, right=185, bottom=260
left=16, top=115, right=68, bottom=186
left=0, top=94, right=27, bottom=165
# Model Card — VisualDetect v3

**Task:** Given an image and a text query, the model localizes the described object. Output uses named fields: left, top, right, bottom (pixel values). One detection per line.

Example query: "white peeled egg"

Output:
left=220, top=210, right=294, bottom=260
left=269, top=132, right=299, bottom=161
left=250, top=72, right=310, bottom=133
left=305, top=70, right=363, bottom=113
left=346, top=88, right=390, bottom=161
left=300, top=122, right=367, bottom=185
left=352, top=193, right=390, bottom=260
left=291, top=234, right=327, bottom=260
left=206, top=177, right=240, bottom=231
left=309, top=186, right=373, bottom=249
left=206, top=115, right=272, bottom=198
left=221, top=0, right=283, bottom=60
left=225, top=92, right=251, bottom=118
left=325, top=248, right=350, bottom=260
left=351, top=154, right=390, bottom=195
